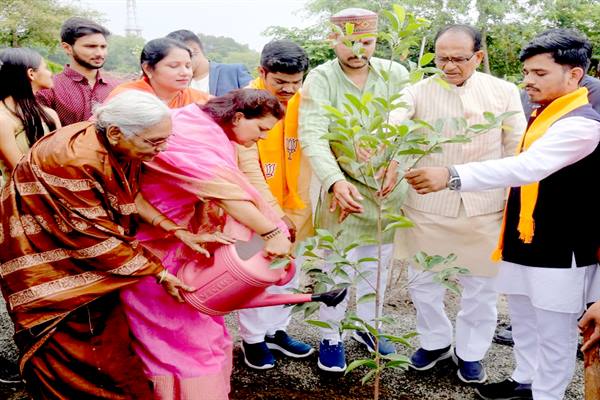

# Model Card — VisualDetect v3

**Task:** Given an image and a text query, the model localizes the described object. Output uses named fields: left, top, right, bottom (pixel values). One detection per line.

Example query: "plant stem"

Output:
left=373, top=199, right=383, bottom=400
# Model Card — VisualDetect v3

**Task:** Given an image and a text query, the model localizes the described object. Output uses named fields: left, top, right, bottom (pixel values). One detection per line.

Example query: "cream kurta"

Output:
left=391, top=71, right=527, bottom=276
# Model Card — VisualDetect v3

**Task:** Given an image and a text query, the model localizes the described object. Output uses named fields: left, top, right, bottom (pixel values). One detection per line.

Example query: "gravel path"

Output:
left=0, top=264, right=584, bottom=399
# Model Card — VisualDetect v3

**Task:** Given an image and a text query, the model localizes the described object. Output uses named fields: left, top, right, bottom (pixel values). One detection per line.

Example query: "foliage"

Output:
left=265, top=0, right=600, bottom=79
left=198, top=33, right=260, bottom=73
left=102, top=35, right=146, bottom=74
left=0, top=0, right=100, bottom=48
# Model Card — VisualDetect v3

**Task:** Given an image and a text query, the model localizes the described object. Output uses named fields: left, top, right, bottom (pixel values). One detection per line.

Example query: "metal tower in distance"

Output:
left=125, top=0, right=142, bottom=37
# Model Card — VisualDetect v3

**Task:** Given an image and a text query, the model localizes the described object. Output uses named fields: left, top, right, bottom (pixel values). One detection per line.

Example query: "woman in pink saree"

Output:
left=120, top=89, right=290, bottom=400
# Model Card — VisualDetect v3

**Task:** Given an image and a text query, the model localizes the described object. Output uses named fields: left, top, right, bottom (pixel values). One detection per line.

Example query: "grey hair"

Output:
left=93, top=90, right=170, bottom=138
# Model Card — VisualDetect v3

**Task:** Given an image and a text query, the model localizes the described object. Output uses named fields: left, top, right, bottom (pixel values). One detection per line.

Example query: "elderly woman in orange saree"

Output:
left=0, top=91, right=206, bottom=399
left=108, top=37, right=210, bottom=107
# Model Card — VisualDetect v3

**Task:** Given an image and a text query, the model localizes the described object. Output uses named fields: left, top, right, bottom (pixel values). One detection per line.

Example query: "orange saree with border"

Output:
left=0, top=122, right=163, bottom=399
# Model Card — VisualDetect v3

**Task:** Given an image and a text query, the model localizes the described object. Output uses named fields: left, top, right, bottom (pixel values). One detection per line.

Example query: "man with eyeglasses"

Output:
left=166, top=30, right=252, bottom=96
left=390, top=24, right=527, bottom=383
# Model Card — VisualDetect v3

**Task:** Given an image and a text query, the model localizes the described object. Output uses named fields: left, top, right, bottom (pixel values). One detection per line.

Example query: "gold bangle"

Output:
left=156, top=269, right=168, bottom=284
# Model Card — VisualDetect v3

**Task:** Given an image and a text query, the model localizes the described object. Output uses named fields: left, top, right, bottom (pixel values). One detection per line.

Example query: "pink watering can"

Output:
left=178, top=217, right=346, bottom=316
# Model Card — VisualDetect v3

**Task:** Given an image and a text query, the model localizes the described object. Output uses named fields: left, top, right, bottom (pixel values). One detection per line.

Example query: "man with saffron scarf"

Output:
left=405, top=29, right=600, bottom=400
left=237, top=40, right=314, bottom=369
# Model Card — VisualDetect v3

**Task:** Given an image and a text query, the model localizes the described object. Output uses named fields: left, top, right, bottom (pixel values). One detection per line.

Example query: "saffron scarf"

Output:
left=249, top=78, right=305, bottom=209
left=492, top=87, right=589, bottom=261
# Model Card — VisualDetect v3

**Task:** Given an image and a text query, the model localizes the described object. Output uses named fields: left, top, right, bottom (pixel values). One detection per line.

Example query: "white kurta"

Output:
left=456, top=115, right=600, bottom=313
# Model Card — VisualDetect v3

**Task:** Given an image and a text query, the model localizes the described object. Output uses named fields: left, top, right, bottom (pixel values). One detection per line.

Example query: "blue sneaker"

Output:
left=241, top=341, right=275, bottom=370
left=265, top=330, right=315, bottom=358
left=409, top=345, right=452, bottom=370
left=351, top=331, right=396, bottom=355
left=453, top=350, right=487, bottom=383
left=317, top=339, right=346, bottom=372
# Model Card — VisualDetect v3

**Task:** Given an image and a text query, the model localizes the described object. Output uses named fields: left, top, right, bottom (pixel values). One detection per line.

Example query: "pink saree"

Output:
left=120, top=103, right=281, bottom=400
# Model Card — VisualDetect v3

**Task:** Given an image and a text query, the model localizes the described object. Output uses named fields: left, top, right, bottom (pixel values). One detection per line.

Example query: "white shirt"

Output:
left=456, top=116, right=600, bottom=191
left=455, top=114, right=600, bottom=313
left=190, top=74, right=210, bottom=94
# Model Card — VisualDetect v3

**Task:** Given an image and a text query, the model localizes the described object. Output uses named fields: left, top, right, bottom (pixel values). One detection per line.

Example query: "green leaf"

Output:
left=384, top=219, right=415, bottom=231
left=483, top=111, right=496, bottom=122
left=269, top=257, right=290, bottom=270
left=380, top=10, right=399, bottom=33
left=361, top=369, right=378, bottom=385
left=380, top=334, right=413, bottom=347
left=345, top=93, right=367, bottom=113
left=357, top=257, right=378, bottom=264
left=419, top=52, right=435, bottom=66
left=386, top=359, right=411, bottom=369
left=305, top=319, right=333, bottom=329
left=323, top=105, right=345, bottom=118
left=345, top=22, right=354, bottom=36
left=357, top=293, right=376, bottom=304
left=393, top=4, right=406, bottom=24
left=345, top=359, right=377, bottom=375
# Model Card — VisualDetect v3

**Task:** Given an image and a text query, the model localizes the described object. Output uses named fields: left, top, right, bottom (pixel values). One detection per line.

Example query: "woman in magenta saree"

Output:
left=120, top=89, right=289, bottom=400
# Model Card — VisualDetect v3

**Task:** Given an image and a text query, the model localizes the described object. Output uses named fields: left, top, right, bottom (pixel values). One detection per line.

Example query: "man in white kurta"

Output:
left=390, top=25, right=526, bottom=383
left=405, top=28, right=600, bottom=400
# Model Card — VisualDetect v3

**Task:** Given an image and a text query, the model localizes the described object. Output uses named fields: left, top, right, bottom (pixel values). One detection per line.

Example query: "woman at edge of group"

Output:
left=0, top=90, right=211, bottom=399
left=120, top=88, right=291, bottom=400
left=0, top=48, right=61, bottom=186
left=108, top=37, right=210, bottom=107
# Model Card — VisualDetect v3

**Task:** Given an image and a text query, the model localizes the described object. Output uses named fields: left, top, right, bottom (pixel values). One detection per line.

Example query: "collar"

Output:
left=63, top=65, right=105, bottom=84
left=447, top=71, right=479, bottom=93
left=334, top=58, right=382, bottom=89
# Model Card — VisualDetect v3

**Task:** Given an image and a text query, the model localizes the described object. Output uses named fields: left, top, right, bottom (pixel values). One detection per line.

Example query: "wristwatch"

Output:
left=446, top=166, right=461, bottom=191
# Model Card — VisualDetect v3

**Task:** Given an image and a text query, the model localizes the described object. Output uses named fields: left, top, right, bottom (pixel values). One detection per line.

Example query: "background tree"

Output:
left=265, top=0, right=600, bottom=79
left=198, top=33, right=260, bottom=72
left=0, top=0, right=99, bottom=48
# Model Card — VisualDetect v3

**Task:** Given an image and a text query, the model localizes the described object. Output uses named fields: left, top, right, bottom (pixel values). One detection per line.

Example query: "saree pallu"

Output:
left=121, top=104, right=284, bottom=400
left=0, top=122, right=163, bottom=398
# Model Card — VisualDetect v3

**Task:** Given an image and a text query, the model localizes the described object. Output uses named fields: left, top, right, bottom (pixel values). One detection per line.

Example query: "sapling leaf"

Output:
left=345, top=359, right=377, bottom=375
left=357, top=293, right=376, bottom=304
left=361, top=369, right=379, bottom=385
left=305, top=319, right=333, bottom=329
left=269, top=257, right=290, bottom=270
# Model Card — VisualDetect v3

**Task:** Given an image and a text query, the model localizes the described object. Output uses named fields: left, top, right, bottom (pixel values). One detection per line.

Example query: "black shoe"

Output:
left=492, top=325, right=514, bottom=346
left=0, top=357, right=20, bottom=384
left=475, top=378, right=532, bottom=400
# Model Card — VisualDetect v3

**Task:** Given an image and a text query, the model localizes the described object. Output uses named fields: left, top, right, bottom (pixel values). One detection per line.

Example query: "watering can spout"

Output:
left=240, top=288, right=348, bottom=310
left=311, top=288, right=347, bottom=307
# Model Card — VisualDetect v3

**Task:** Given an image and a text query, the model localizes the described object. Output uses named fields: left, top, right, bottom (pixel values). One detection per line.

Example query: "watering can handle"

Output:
left=275, top=258, right=296, bottom=286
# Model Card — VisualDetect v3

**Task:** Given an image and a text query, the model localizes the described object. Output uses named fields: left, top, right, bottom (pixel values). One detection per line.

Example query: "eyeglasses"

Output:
left=133, top=132, right=169, bottom=147
left=434, top=53, right=476, bottom=66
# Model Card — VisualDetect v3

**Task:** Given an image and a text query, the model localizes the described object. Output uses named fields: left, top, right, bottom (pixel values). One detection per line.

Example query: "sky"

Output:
left=74, top=0, right=317, bottom=51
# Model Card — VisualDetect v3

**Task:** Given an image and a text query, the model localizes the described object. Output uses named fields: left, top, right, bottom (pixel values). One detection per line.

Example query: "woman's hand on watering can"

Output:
left=156, top=269, right=196, bottom=303
left=263, top=229, right=292, bottom=258
left=175, top=229, right=236, bottom=257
